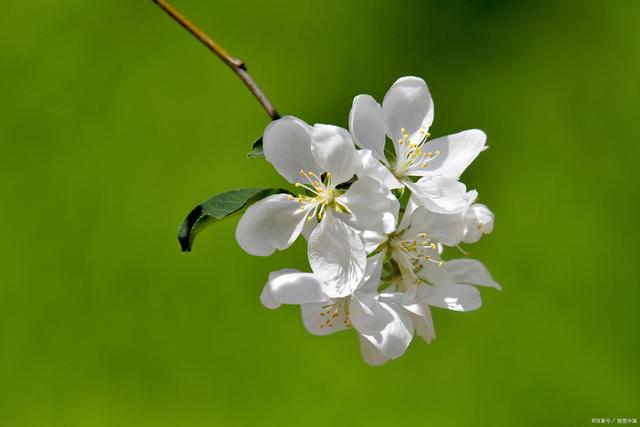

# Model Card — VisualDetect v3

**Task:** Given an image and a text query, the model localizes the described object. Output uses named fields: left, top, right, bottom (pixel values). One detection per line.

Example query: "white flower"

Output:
left=236, top=116, right=399, bottom=290
left=349, top=76, right=485, bottom=214
left=368, top=258, right=501, bottom=364
left=261, top=254, right=413, bottom=366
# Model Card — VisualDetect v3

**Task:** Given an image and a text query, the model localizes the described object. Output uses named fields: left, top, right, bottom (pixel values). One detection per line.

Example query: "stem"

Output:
left=152, top=0, right=280, bottom=120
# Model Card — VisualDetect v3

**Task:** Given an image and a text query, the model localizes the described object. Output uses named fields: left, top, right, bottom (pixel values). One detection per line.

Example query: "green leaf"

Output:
left=178, top=187, right=288, bottom=252
left=246, top=137, right=264, bottom=159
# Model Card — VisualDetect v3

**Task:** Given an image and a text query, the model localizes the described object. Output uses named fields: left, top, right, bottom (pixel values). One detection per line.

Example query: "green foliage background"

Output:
left=1, top=0, right=638, bottom=425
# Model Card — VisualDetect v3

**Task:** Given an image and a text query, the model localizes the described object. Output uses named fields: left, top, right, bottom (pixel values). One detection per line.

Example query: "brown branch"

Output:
left=152, top=0, right=280, bottom=120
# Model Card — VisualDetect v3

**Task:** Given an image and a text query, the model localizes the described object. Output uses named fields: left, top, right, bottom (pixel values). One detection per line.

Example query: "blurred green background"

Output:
left=1, top=0, right=638, bottom=425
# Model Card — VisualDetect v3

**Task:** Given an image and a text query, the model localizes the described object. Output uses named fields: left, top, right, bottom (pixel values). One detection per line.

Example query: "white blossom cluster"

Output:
left=235, top=77, right=500, bottom=365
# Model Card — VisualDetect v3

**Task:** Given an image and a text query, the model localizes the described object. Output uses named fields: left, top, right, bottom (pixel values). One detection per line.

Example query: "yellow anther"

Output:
left=419, top=233, right=427, bottom=238
left=295, top=182, right=301, bottom=187
left=299, top=169, right=305, bottom=176
left=307, top=215, right=313, bottom=222
left=308, top=171, right=315, bottom=176
left=287, top=195, right=294, bottom=201
left=398, top=139, right=404, bottom=145
left=435, top=150, right=441, bottom=155
left=438, top=260, right=444, bottom=267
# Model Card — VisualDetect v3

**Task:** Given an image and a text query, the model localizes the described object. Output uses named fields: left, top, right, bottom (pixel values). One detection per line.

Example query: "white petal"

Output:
left=349, top=296, right=385, bottom=334
left=265, top=270, right=333, bottom=306
left=336, top=176, right=400, bottom=234
left=420, top=284, right=482, bottom=312
left=349, top=95, right=388, bottom=162
left=356, top=299, right=413, bottom=359
left=301, top=300, right=351, bottom=336
left=361, top=230, right=387, bottom=254
left=263, top=116, right=322, bottom=184
left=310, top=124, right=358, bottom=185
left=300, top=214, right=319, bottom=241
left=407, top=129, right=487, bottom=179
left=443, top=259, right=501, bottom=289
left=358, top=253, right=385, bottom=293
left=358, top=334, right=389, bottom=366
left=382, top=76, right=434, bottom=146
left=308, top=211, right=366, bottom=298
left=356, top=149, right=402, bottom=189
left=412, top=311, right=435, bottom=344
left=406, top=176, right=477, bottom=214
left=260, top=280, right=283, bottom=309
left=462, top=203, right=494, bottom=244
left=397, top=197, right=419, bottom=231
left=405, top=204, right=465, bottom=246
left=235, top=194, right=309, bottom=256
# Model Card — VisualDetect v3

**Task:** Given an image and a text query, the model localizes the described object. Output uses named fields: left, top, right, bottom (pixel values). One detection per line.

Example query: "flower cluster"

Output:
left=235, top=76, right=500, bottom=365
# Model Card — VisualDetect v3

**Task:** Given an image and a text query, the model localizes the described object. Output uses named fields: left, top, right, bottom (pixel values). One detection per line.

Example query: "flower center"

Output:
left=388, top=231, right=442, bottom=287
left=392, top=127, right=441, bottom=178
left=318, top=299, right=352, bottom=329
left=289, top=169, right=348, bottom=222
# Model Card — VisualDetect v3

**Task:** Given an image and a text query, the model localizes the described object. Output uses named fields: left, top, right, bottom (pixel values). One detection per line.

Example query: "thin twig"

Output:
left=152, top=0, right=280, bottom=120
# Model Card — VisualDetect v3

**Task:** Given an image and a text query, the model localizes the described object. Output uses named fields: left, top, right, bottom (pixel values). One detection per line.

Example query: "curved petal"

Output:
left=260, top=281, right=283, bottom=310
left=263, top=116, right=322, bottom=184
left=336, top=176, right=400, bottom=234
left=310, top=124, right=358, bottom=185
left=382, top=76, right=434, bottom=147
left=265, top=270, right=333, bottom=306
left=235, top=194, right=309, bottom=256
left=420, top=284, right=482, bottom=312
left=412, top=310, right=435, bottom=344
left=357, top=300, right=414, bottom=359
left=358, top=253, right=385, bottom=293
left=407, top=129, right=487, bottom=179
left=349, top=95, right=387, bottom=162
left=405, top=204, right=465, bottom=246
left=462, top=203, right=494, bottom=244
left=356, top=149, right=402, bottom=189
left=358, top=334, right=389, bottom=366
left=443, top=259, right=501, bottom=289
left=301, top=300, right=351, bottom=336
left=406, top=176, right=477, bottom=214
left=308, top=211, right=367, bottom=298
